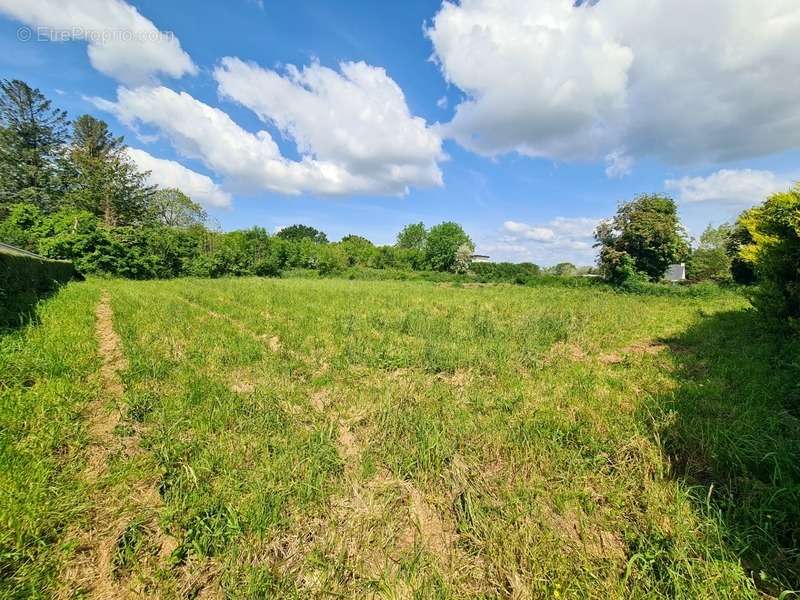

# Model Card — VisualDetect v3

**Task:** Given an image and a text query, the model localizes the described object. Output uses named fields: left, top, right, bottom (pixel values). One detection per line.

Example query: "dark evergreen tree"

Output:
left=0, top=79, right=69, bottom=213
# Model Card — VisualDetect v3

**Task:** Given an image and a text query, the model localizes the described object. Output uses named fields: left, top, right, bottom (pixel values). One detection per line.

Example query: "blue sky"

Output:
left=1, top=0, right=799, bottom=265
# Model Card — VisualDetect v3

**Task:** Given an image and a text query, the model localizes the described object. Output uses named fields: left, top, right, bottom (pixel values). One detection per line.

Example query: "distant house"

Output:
left=663, top=263, right=686, bottom=282
left=470, top=254, right=491, bottom=263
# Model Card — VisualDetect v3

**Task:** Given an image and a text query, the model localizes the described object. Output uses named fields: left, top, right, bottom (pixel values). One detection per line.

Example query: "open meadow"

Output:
left=1, top=277, right=799, bottom=598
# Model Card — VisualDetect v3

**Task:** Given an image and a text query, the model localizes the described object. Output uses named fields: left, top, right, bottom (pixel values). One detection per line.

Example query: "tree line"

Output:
left=0, top=79, right=536, bottom=282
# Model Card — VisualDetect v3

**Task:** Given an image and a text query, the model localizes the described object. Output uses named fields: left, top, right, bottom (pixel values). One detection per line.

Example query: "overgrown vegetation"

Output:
left=2, top=276, right=797, bottom=597
left=736, top=184, right=800, bottom=330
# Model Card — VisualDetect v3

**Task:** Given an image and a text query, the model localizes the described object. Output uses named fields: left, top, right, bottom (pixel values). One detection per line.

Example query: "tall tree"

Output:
left=595, top=194, right=689, bottom=282
left=425, top=222, right=474, bottom=272
left=396, top=222, right=427, bottom=249
left=66, top=114, right=154, bottom=226
left=0, top=79, right=69, bottom=213
left=148, top=188, right=207, bottom=228
left=72, top=114, right=124, bottom=159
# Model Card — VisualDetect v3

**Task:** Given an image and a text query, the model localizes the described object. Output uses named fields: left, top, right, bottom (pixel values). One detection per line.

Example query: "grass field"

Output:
left=1, top=277, right=799, bottom=598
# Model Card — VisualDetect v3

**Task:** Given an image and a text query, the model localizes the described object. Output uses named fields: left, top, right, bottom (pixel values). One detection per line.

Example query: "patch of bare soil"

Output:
left=548, top=342, right=588, bottom=363
left=543, top=506, right=625, bottom=562
left=437, top=368, right=471, bottom=388
left=310, top=389, right=329, bottom=411
left=405, top=485, right=458, bottom=560
left=626, top=340, right=668, bottom=355
left=598, top=352, right=624, bottom=365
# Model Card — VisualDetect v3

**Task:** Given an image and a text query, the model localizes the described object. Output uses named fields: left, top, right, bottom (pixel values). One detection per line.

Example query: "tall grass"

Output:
left=2, top=276, right=796, bottom=597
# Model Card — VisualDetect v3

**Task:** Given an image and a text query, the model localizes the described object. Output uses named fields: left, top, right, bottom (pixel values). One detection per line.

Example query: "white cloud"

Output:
left=427, top=0, right=800, bottom=165
left=605, top=150, right=633, bottom=179
left=94, top=83, right=440, bottom=197
left=213, top=57, right=444, bottom=194
left=0, top=0, right=196, bottom=84
left=487, top=216, right=600, bottom=264
left=126, top=147, right=231, bottom=208
left=436, top=96, right=448, bottom=109
left=665, top=169, right=792, bottom=206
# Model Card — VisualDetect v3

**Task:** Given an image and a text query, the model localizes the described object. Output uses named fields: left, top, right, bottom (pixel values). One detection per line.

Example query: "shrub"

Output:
left=0, top=249, right=77, bottom=327
left=738, top=185, right=800, bottom=329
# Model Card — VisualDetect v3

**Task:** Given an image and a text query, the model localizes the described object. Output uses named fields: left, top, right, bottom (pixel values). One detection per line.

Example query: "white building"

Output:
left=663, top=263, right=686, bottom=282
left=470, top=254, right=491, bottom=263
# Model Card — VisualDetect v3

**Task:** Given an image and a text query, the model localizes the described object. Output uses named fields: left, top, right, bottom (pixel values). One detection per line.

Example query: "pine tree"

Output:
left=0, top=79, right=69, bottom=213
left=66, top=114, right=155, bottom=226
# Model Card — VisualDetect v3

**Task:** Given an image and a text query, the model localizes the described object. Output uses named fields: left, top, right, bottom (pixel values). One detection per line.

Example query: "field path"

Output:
left=60, top=293, right=180, bottom=599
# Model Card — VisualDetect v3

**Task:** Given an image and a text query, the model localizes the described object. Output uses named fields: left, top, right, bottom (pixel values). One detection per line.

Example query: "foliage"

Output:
left=470, top=261, right=541, bottom=283
left=595, top=194, right=689, bottom=283
left=0, top=248, right=77, bottom=328
left=0, top=79, right=69, bottom=212
left=547, top=262, right=578, bottom=277
left=65, top=114, right=154, bottom=227
left=396, top=222, right=427, bottom=249
left=737, top=184, right=800, bottom=329
left=726, top=218, right=758, bottom=285
left=275, top=224, right=328, bottom=244
left=338, top=235, right=375, bottom=267
left=453, top=243, right=473, bottom=274
left=425, top=221, right=474, bottom=272
left=148, top=188, right=208, bottom=228
left=686, top=224, right=733, bottom=282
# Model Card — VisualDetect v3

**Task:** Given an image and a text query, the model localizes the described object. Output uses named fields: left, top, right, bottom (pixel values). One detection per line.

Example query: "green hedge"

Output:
left=0, top=250, right=79, bottom=328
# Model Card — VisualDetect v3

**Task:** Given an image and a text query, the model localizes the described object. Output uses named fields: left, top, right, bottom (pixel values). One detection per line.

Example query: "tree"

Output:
left=72, top=114, right=124, bottom=158
left=65, top=114, right=154, bottom=227
left=549, top=262, right=577, bottom=276
left=686, top=224, right=733, bottom=282
left=396, top=222, right=427, bottom=249
left=737, top=184, right=800, bottom=329
left=0, top=79, right=69, bottom=212
left=276, top=224, right=328, bottom=244
left=339, top=234, right=375, bottom=266
left=425, top=222, right=474, bottom=272
left=595, top=194, right=689, bottom=282
left=148, top=188, right=208, bottom=228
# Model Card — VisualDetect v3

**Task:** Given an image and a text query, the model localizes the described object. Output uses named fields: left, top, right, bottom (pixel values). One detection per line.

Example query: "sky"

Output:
left=1, top=0, right=799, bottom=266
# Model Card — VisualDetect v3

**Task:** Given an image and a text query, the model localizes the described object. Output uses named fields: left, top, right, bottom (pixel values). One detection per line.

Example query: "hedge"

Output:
left=0, top=249, right=79, bottom=328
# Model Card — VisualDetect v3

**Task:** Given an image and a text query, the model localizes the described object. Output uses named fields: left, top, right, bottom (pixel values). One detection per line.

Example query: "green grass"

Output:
left=1, top=276, right=798, bottom=598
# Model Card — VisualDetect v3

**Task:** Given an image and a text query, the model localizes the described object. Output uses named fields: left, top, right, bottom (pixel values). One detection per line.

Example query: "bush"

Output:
left=738, top=185, right=800, bottom=329
left=471, top=262, right=541, bottom=283
left=0, top=249, right=78, bottom=327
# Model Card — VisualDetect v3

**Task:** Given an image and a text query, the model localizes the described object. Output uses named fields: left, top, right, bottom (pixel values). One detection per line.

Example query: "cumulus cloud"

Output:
left=0, top=0, right=196, bottom=84
left=93, top=82, right=441, bottom=197
left=126, top=147, right=231, bottom=208
left=427, top=0, right=800, bottom=165
left=665, top=169, right=793, bottom=206
left=213, top=57, right=444, bottom=194
left=487, top=217, right=600, bottom=264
